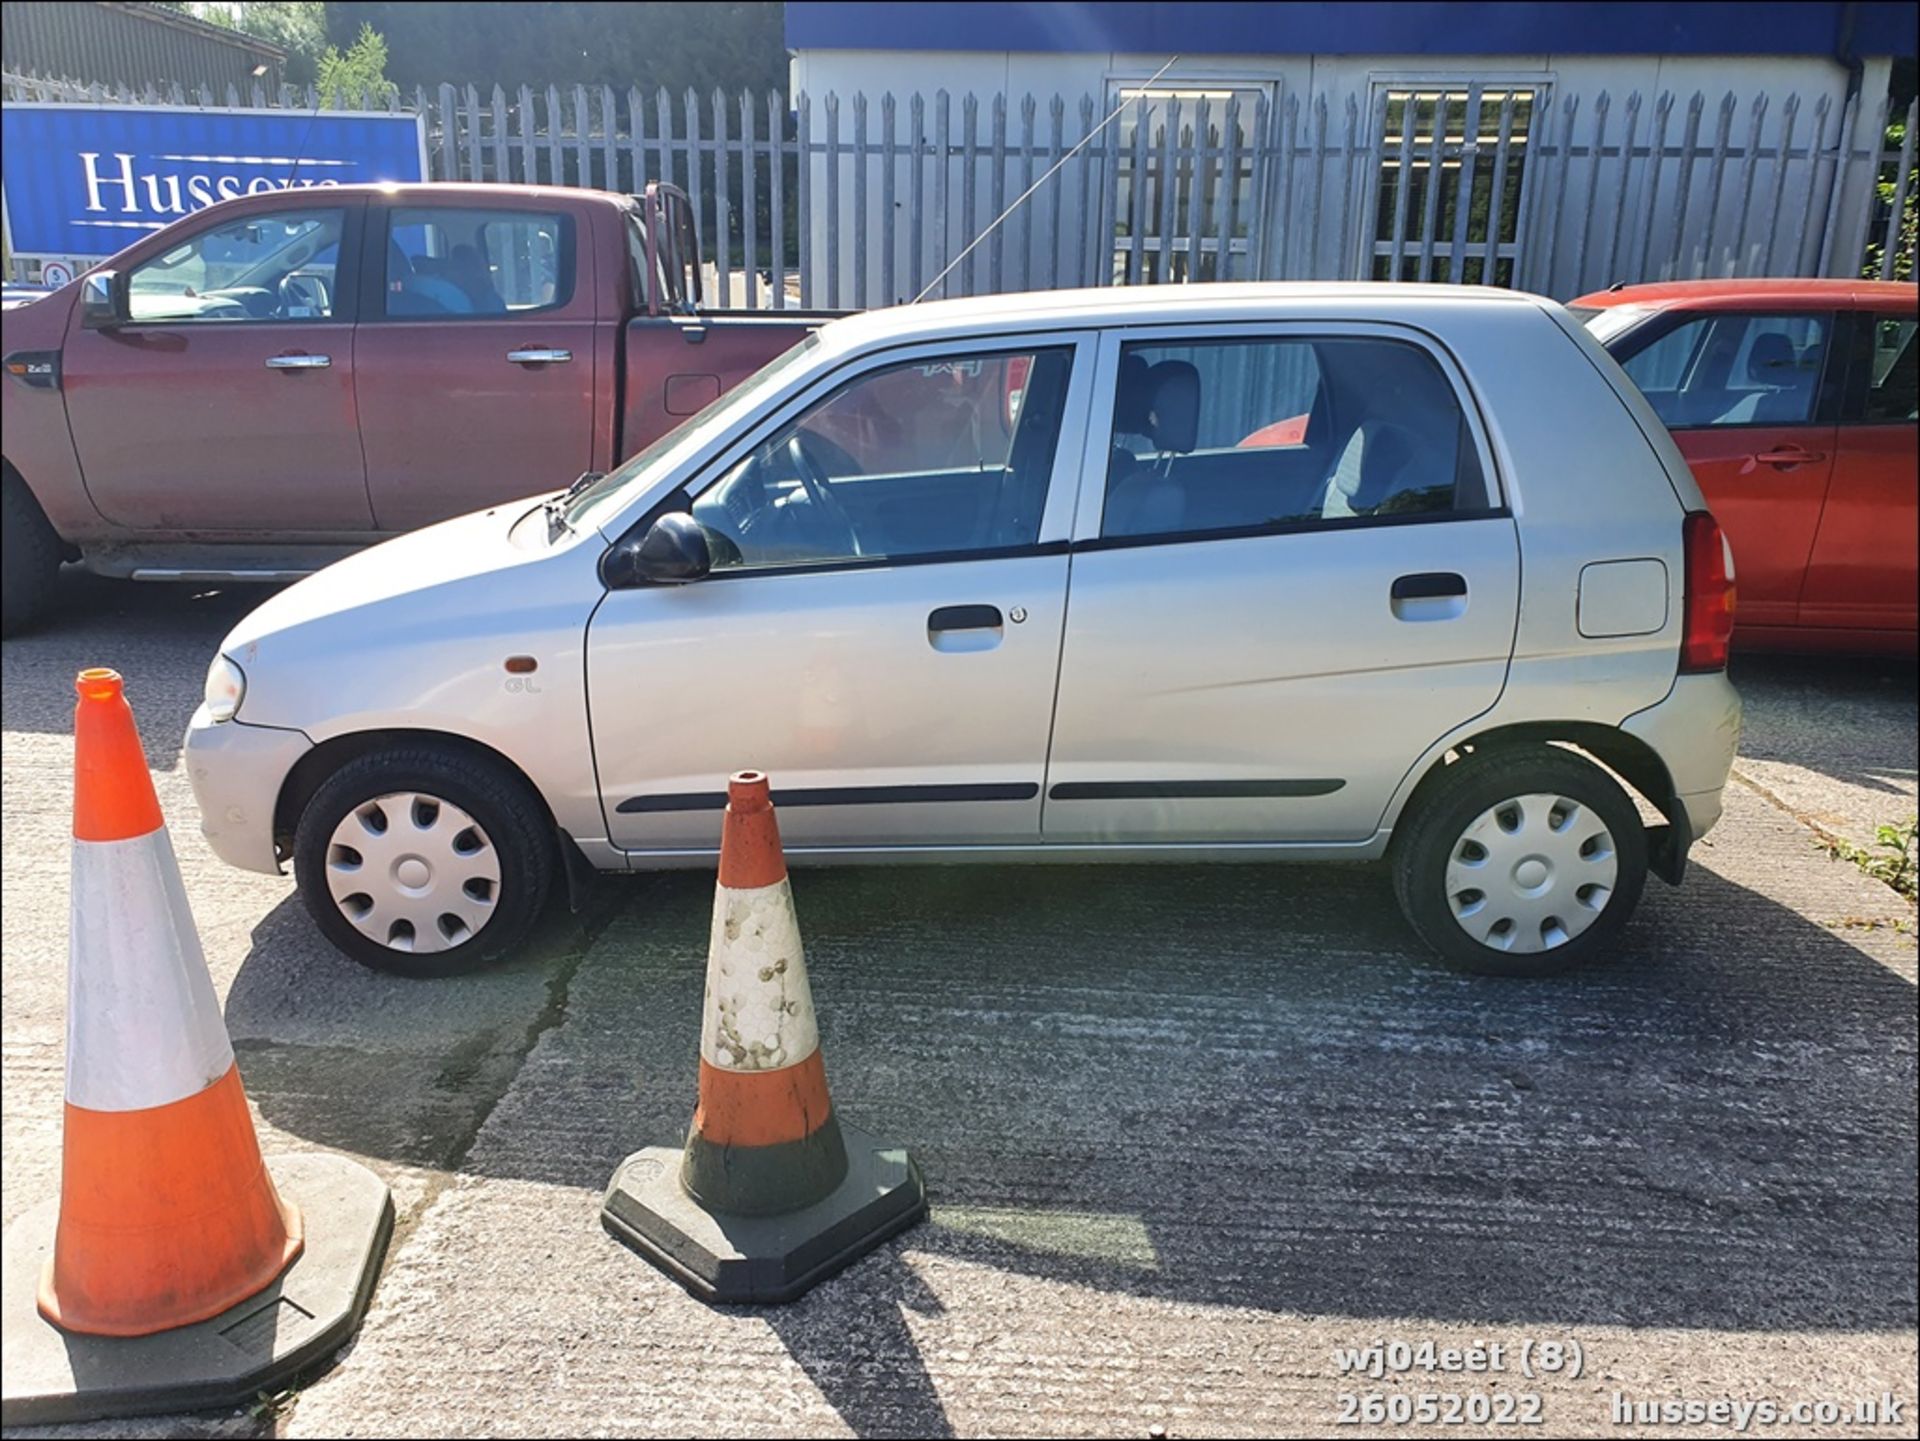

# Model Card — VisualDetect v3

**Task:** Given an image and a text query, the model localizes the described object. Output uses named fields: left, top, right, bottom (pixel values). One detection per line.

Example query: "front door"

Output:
left=61, top=201, right=372, bottom=532
left=1799, top=310, right=1918, bottom=634
left=1614, top=309, right=1839, bottom=631
left=1045, top=327, right=1521, bottom=844
left=354, top=202, right=598, bottom=531
left=587, top=336, right=1092, bottom=852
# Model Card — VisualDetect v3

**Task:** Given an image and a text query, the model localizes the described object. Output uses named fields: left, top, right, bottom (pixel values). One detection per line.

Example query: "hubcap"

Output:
left=324, top=791, right=501, bottom=953
left=1444, top=792, right=1618, bottom=954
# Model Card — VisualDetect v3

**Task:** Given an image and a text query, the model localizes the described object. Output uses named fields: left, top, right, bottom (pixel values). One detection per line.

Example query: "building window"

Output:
left=1370, top=85, right=1542, bottom=285
left=1108, top=83, right=1269, bottom=285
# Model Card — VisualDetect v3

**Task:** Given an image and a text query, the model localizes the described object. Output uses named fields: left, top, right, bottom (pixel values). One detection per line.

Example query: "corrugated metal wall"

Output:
left=1, top=3, right=283, bottom=95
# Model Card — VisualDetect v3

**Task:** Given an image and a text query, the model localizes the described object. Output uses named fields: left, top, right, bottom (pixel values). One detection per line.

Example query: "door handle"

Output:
left=928, top=604, right=1003, bottom=631
left=1749, top=447, right=1825, bottom=468
left=265, top=353, right=330, bottom=369
left=1391, top=572, right=1467, bottom=601
left=927, top=604, right=1004, bottom=653
left=507, top=348, right=572, bottom=365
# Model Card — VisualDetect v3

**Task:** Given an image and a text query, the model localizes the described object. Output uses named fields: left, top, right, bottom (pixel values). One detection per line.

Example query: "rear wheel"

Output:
left=1392, top=746, right=1648, bottom=977
left=293, top=744, right=554, bottom=977
left=2, top=469, right=62, bottom=637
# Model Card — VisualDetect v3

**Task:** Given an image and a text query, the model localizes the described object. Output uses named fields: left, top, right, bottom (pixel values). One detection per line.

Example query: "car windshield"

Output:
left=1578, top=304, right=1657, bottom=348
left=562, top=332, right=823, bottom=531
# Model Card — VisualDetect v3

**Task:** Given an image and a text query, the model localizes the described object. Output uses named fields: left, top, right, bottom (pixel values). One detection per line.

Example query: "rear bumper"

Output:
left=182, top=706, right=311, bottom=875
left=1621, top=671, right=1743, bottom=842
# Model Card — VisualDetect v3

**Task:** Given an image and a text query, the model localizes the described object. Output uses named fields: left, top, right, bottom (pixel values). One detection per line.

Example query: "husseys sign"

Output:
left=1, top=102, right=426, bottom=262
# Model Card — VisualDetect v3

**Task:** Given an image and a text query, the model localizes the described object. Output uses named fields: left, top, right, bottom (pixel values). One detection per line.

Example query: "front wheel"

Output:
left=1, top=469, right=62, bottom=637
left=293, top=744, right=555, bottom=977
left=1392, top=746, right=1648, bottom=977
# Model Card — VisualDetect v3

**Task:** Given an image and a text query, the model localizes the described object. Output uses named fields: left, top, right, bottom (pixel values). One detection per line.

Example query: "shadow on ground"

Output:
left=1731, top=651, right=1919, bottom=797
left=228, top=856, right=1918, bottom=1359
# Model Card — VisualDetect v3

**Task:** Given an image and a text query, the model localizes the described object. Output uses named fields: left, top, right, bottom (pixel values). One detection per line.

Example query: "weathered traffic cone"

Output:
left=602, top=770, right=926, bottom=1303
left=1, top=669, right=394, bottom=1426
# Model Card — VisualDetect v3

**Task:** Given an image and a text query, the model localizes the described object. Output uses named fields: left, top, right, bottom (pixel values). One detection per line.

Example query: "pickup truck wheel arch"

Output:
left=1, top=462, right=65, bottom=637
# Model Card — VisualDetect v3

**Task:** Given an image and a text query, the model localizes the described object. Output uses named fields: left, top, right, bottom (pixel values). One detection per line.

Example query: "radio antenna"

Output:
left=913, top=53, right=1180, bottom=303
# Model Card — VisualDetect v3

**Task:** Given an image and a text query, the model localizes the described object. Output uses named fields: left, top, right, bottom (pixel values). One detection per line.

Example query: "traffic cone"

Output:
left=602, top=770, right=926, bottom=1303
left=1, top=669, right=394, bottom=1426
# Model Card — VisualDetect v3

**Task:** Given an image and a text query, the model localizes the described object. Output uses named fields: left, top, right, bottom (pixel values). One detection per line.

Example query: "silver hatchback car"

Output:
left=185, top=284, right=1741, bottom=979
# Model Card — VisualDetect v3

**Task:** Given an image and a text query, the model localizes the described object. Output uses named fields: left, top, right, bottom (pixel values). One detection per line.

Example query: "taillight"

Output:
left=1004, top=355, right=1031, bottom=427
left=1680, top=510, right=1737, bottom=673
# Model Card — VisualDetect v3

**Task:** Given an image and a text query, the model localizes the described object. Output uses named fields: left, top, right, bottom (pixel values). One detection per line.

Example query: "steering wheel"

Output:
left=784, top=433, right=863, bottom=557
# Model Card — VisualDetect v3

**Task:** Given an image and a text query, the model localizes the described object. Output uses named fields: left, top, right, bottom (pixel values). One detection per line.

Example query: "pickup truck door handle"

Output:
left=1391, top=572, right=1468, bottom=600
left=506, top=348, right=572, bottom=365
left=264, top=353, right=330, bottom=370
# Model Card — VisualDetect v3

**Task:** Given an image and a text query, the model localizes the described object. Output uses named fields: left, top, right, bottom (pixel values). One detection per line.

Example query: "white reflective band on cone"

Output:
left=67, top=829, right=234, bottom=1112
left=700, top=878, right=820, bottom=1073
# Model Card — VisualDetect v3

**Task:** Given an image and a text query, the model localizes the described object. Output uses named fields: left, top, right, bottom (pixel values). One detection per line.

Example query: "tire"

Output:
left=293, top=743, right=555, bottom=978
left=1391, top=745, right=1648, bottom=978
left=2, top=469, right=62, bottom=638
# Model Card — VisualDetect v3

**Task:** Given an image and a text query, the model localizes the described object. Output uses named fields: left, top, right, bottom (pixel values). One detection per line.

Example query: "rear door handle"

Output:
left=265, top=353, right=329, bottom=370
left=1391, top=572, right=1467, bottom=600
left=507, top=348, right=572, bottom=365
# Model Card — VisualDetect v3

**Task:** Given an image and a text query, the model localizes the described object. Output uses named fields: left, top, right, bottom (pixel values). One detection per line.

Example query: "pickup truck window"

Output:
left=383, top=207, right=572, bottom=317
left=691, top=347, right=1073, bottom=569
left=128, top=209, right=344, bottom=323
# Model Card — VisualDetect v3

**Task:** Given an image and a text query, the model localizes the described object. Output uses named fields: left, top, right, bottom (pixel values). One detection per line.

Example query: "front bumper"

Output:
left=182, top=705, right=312, bottom=875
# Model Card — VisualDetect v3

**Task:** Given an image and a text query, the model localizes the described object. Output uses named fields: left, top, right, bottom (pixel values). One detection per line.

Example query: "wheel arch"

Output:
left=273, top=728, right=592, bottom=894
left=1388, top=720, right=1689, bottom=885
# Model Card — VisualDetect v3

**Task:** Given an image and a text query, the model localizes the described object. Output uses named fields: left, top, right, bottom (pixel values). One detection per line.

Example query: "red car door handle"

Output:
left=1750, top=447, right=1826, bottom=468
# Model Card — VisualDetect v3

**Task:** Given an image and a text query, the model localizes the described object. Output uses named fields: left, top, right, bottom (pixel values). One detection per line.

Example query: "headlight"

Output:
left=203, top=654, right=246, bottom=722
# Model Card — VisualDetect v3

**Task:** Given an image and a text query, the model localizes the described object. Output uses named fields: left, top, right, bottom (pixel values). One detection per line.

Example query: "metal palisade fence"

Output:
left=6, top=69, right=1916, bottom=307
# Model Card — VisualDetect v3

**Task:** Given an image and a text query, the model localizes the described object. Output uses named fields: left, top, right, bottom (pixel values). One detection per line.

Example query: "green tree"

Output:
left=314, top=21, right=397, bottom=109
left=178, top=2, right=330, bottom=85
left=1863, top=118, right=1916, bottom=282
left=323, top=2, right=787, bottom=97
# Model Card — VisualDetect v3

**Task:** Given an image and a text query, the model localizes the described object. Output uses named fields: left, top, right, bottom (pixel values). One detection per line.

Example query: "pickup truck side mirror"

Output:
left=79, top=270, right=126, bottom=330
left=609, top=512, right=713, bottom=587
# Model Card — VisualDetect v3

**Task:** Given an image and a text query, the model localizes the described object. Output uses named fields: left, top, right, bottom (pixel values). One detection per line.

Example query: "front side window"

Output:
left=127, top=209, right=343, bottom=323
left=1102, top=336, right=1488, bottom=539
left=689, top=348, right=1074, bottom=569
left=1619, top=313, right=1830, bottom=429
left=384, top=207, right=571, bottom=317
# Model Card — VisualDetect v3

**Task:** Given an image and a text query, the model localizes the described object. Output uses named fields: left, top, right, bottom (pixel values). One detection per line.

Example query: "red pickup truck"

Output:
left=0, top=181, right=834, bottom=634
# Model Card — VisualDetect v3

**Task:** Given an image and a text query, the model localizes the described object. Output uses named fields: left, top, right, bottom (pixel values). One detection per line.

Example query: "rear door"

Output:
left=1613, top=309, right=1839, bottom=631
left=1043, top=324, right=1520, bottom=845
left=1798, top=309, right=1919, bottom=635
left=60, top=200, right=371, bottom=532
left=354, top=200, right=598, bottom=531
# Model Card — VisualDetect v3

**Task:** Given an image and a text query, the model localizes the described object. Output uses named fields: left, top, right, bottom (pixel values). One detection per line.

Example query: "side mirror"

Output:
left=79, top=270, right=125, bottom=329
left=609, top=512, right=713, bottom=587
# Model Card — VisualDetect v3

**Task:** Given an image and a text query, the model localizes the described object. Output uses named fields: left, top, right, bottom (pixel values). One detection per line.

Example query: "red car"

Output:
left=1574, top=279, right=1918, bottom=655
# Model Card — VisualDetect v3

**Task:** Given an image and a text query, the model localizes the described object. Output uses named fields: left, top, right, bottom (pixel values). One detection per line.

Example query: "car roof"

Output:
left=817, top=281, right=1546, bottom=352
left=1570, top=277, right=1919, bottom=312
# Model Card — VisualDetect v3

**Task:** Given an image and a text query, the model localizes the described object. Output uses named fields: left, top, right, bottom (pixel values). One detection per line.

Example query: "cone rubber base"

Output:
left=601, top=1120, right=926, bottom=1305
left=2, top=1153, right=393, bottom=1427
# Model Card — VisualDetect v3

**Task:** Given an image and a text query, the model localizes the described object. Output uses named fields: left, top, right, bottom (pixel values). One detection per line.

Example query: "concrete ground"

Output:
left=3, top=572, right=1915, bottom=1439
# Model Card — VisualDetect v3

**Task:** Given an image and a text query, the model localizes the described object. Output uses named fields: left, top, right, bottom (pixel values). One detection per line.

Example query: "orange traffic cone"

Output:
left=1, top=669, right=393, bottom=1426
left=602, top=770, right=925, bottom=1303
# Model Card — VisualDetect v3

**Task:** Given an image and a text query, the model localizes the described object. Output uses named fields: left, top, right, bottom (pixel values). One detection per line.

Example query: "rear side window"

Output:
left=1101, top=337, right=1489, bottom=540
left=1618, top=313, right=1830, bottom=428
left=1844, top=314, right=1917, bottom=423
left=383, top=207, right=573, bottom=317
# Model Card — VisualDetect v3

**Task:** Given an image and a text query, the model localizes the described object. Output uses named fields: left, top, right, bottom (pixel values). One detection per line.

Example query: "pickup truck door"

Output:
left=60, top=200, right=373, bottom=532
left=354, top=200, right=599, bottom=531
left=586, top=336, right=1093, bottom=854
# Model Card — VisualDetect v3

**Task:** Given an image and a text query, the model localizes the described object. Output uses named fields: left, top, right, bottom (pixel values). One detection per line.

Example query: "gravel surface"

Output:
left=4, top=573, right=1914, bottom=1438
